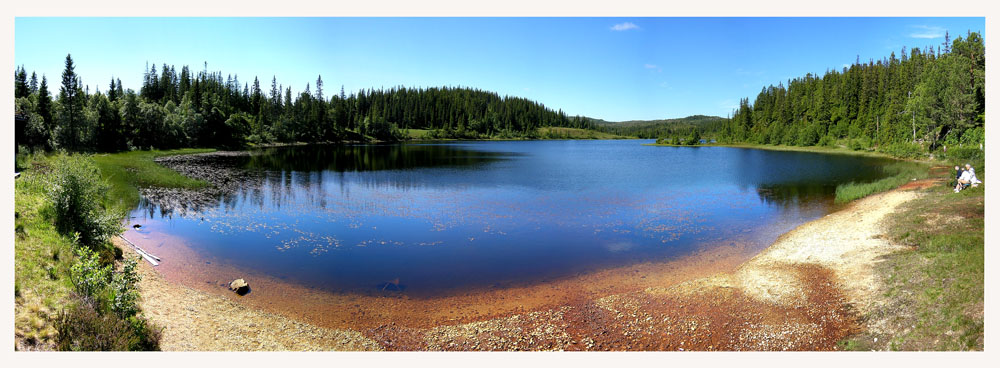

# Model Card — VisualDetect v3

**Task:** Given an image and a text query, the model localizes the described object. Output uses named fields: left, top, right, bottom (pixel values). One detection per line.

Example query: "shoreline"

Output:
left=116, top=180, right=929, bottom=351
left=643, top=142, right=901, bottom=159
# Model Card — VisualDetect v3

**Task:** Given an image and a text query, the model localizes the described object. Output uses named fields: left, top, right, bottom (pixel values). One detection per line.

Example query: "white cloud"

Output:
left=644, top=63, right=657, bottom=69
left=910, top=25, right=946, bottom=39
left=610, top=22, right=639, bottom=31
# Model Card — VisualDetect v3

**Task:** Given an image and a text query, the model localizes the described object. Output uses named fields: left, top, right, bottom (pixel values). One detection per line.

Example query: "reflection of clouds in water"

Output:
left=184, top=180, right=735, bottom=257
left=604, top=241, right=634, bottom=253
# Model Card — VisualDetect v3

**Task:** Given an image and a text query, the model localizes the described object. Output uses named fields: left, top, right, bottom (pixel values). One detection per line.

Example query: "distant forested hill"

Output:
left=590, top=115, right=728, bottom=139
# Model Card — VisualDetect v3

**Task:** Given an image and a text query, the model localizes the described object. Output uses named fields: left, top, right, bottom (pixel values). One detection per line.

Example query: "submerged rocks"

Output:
left=141, top=151, right=266, bottom=216
left=229, top=278, right=250, bottom=295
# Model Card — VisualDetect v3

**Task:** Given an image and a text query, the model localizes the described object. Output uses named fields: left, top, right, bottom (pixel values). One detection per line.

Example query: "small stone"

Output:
left=229, top=278, right=250, bottom=295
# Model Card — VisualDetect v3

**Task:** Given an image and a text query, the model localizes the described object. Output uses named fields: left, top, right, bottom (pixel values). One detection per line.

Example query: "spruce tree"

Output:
left=15, top=66, right=29, bottom=98
left=58, top=54, right=83, bottom=151
left=29, top=72, right=38, bottom=94
left=315, top=75, right=324, bottom=101
left=36, top=76, right=53, bottom=148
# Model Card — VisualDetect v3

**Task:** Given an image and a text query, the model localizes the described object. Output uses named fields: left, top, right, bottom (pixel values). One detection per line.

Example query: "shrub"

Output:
left=797, top=124, right=820, bottom=146
left=47, top=155, right=122, bottom=250
left=817, top=135, right=836, bottom=147
left=69, top=246, right=111, bottom=301
left=847, top=137, right=869, bottom=151
left=880, top=142, right=927, bottom=159
left=55, top=297, right=161, bottom=351
left=944, top=147, right=984, bottom=162
left=60, top=246, right=160, bottom=350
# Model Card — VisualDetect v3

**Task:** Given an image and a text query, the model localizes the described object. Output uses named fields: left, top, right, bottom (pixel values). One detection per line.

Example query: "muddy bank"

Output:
left=120, top=180, right=924, bottom=351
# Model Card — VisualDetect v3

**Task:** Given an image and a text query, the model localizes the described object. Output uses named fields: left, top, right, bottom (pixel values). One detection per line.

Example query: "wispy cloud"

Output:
left=644, top=63, right=662, bottom=73
left=910, top=25, right=946, bottom=39
left=610, top=22, right=639, bottom=31
left=719, top=99, right=739, bottom=111
left=735, top=67, right=764, bottom=76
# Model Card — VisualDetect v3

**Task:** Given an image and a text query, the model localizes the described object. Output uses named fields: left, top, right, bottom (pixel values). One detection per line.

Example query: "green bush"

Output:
left=797, top=124, right=820, bottom=146
left=848, top=137, right=870, bottom=151
left=817, top=135, right=836, bottom=147
left=880, top=142, right=927, bottom=159
left=47, top=155, right=122, bottom=250
left=944, top=147, right=984, bottom=162
left=55, top=297, right=161, bottom=351
left=60, top=246, right=159, bottom=350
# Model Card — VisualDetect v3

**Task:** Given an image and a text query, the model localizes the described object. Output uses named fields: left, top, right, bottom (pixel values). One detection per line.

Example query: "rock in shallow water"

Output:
left=229, top=278, right=250, bottom=295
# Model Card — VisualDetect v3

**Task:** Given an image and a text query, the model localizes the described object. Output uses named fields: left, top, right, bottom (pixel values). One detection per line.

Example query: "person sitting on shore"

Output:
left=966, top=164, right=982, bottom=187
left=955, top=164, right=983, bottom=192
left=955, top=167, right=972, bottom=192
left=956, top=166, right=963, bottom=182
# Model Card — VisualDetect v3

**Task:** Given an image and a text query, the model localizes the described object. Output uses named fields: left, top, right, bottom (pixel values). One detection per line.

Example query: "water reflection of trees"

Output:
left=727, top=147, right=897, bottom=211
left=136, top=144, right=510, bottom=218
left=243, top=144, right=511, bottom=172
left=752, top=183, right=833, bottom=209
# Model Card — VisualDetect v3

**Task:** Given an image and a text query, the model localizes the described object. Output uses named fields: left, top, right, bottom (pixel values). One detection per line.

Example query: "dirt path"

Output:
left=118, top=182, right=927, bottom=351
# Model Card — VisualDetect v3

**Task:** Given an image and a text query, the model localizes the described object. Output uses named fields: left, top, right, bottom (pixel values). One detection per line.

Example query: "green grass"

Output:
left=834, top=162, right=930, bottom=204
left=402, top=128, right=433, bottom=139
left=91, top=149, right=215, bottom=213
left=838, top=171, right=984, bottom=351
left=14, top=160, right=82, bottom=348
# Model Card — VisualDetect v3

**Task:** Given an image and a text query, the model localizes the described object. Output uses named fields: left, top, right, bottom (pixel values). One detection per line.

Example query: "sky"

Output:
left=14, top=17, right=985, bottom=122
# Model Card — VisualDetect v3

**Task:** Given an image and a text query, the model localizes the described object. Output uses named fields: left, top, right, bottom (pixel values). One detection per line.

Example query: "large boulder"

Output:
left=229, top=278, right=250, bottom=295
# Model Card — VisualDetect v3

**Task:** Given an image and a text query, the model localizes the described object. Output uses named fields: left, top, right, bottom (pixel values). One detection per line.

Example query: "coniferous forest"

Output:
left=12, top=31, right=985, bottom=159
left=14, top=56, right=596, bottom=152
left=715, top=31, right=985, bottom=158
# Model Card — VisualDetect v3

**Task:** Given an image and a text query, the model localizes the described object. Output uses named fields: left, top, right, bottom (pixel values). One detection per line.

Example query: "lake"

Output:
left=127, top=140, right=897, bottom=297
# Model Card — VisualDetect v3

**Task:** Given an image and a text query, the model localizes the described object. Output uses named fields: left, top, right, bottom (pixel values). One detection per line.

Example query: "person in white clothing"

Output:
left=955, top=164, right=982, bottom=192
left=955, top=167, right=972, bottom=192
left=966, top=164, right=982, bottom=187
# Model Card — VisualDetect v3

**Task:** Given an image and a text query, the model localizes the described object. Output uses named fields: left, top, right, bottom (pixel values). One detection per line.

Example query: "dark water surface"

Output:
left=129, top=140, right=897, bottom=297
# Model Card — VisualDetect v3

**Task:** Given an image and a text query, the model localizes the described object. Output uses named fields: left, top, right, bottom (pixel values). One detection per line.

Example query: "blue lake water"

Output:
left=129, top=140, right=897, bottom=297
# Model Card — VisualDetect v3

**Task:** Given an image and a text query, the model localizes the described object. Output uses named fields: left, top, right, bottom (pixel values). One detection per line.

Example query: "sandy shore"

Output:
left=116, top=181, right=926, bottom=351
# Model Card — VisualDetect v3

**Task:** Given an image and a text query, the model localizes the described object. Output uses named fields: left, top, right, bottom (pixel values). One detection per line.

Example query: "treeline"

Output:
left=595, top=115, right=728, bottom=139
left=14, top=55, right=596, bottom=152
left=716, top=31, right=985, bottom=158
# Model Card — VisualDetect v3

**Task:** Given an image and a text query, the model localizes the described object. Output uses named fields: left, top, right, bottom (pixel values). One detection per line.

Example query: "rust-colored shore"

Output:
left=117, top=181, right=927, bottom=351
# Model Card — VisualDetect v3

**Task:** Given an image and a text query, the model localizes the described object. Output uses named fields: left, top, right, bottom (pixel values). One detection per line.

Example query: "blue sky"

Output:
left=14, top=17, right=985, bottom=122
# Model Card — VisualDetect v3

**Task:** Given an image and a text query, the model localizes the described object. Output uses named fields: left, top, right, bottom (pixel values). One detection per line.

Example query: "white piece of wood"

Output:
left=119, top=234, right=160, bottom=266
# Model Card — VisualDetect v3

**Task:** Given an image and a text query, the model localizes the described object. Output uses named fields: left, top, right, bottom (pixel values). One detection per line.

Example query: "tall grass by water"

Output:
left=92, top=148, right=214, bottom=213
left=834, top=162, right=930, bottom=204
